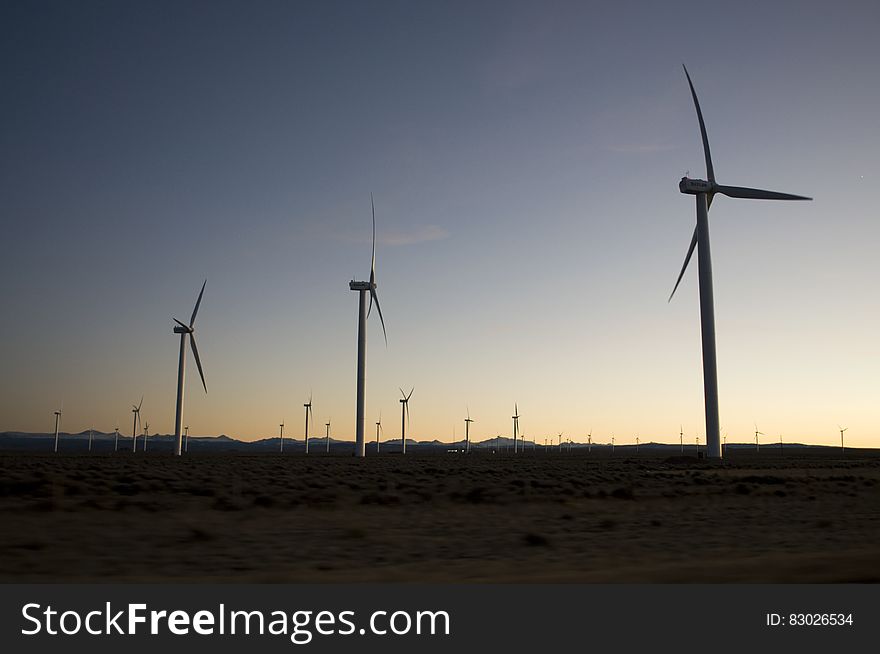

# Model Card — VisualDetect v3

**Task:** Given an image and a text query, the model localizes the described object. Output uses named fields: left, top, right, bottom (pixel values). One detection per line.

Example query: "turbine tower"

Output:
left=52, top=405, right=62, bottom=453
left=184, top=425, right=189, bottom=453
left=464, top=409, right=474, bottom=454
left=669, top=65, right=811, bottom=459
left=172, top=280, right=208, bottom=457
left=325, top=420, right=331, bottom=454
left=303, top=393, right=313, bottom=454
left=279, top=422, right=285, bottom=454
left=839, top=425, right=847, bottom=455
left=349, top=194, right=387, bottom=458
left=131, top=397, right=142, bottom=453
left=399, top=387, right=413, bottom=454
left=375, top=413, right=382, bottom=453
left=512, top=404, right=520, bottom=454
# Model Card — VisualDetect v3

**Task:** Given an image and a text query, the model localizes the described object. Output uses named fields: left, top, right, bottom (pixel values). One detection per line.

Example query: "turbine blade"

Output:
left=407, top=387, right=414, bottom=401
left=399, top=387, right=406, bottom=399
left=190, top=279, right=207, bottom=327
left=173, top=318, right=189, bottom=330
left=370, top=192, right=376, bottom=280
left=668, top=225, right=698, bottom=302
left=715, top=185, right=812, bottom=201
left=683, top=65, right=715, bottom=183
left=190, top=334, right=207, bottom=393
left=370, top=288, right=387, bottom=345
left=138, top=396, right=143, bottom=411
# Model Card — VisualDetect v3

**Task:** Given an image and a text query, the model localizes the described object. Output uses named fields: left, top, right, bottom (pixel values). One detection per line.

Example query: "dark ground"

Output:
left=2, top=448, right=879, bottom=582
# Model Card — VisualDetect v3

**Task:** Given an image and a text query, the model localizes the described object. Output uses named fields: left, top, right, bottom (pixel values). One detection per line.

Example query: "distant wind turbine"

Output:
left=636, top=435, right=640, bottom=456
left=52, top=404, right=62, bottom=453
left=279, top=422, right=285, bottom=454
left=349, top=194, right=388, bottom=458
left=668, top=65, right=811, bottom=459
left=587, top=429, right=592, bottom=455
left=512, top=404, right=520, bottom=454
left=839, top=425, right=847, bottom=455
left=88, top=428, right=93, bottom=453
left=114, top=426, right=120, bottom=452
left=303, top=393, right=313, bottom=454
left=754, top=424, right=764, bottom=453
left=184, top=425, right=189, bottom=453
left=464, top=409, right=473, bottom=454
left=680, top=425, right=684, bottom=454
left=399, top=387, right=413, bottom=454
left=131, top=398, right=142, bottom=453
left=172, top=280, right=208, bottom=457
left=143, top=422, right=150, bottom=452
left=325, top=420, right=331, bottom=454
left=375, top=413, right=382, bottom=453
left=611, top=434, right=615, bottom=456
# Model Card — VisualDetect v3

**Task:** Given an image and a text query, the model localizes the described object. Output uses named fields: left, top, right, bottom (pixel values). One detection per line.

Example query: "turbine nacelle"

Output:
left=679, top=177, right=713, bottom=195
left=349, top=280, right=372, bottom=291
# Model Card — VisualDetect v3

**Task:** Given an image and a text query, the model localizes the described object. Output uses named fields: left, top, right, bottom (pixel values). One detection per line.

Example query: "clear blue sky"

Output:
left=2, top=0, right=878, bottom=446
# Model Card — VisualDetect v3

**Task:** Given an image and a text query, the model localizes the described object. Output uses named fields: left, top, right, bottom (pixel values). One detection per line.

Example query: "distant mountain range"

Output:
left=0, top=431, right=846, bottom=454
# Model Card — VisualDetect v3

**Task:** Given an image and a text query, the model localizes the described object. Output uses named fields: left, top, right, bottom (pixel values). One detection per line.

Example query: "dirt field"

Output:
left=2, top=449, right=879, bottom=582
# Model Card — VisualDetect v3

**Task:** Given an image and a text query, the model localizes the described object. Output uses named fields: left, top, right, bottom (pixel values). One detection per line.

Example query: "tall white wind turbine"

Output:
left=52, top=404, right=62, bottom=453
left=349, top=194, right=388, bottom=458
left=754, top=424, right=764, bottom=452
left=172, top=280, right=208, bottom=457
left=114, top=426, right=120, bottom=452
left=669, top=65, right=811, bottom=460
left=131, top=397, right=142, bottom=453
left=512, top=404, right=520, bottom=454
left=303, top=393, right=313, bottom=454
left=464, top=409, right=474, bottom=454
left=839, top=425, right=847, bottom=455
left=143, top=422, right=150, bottom=452
left=399, top=387, right=413, bottom=454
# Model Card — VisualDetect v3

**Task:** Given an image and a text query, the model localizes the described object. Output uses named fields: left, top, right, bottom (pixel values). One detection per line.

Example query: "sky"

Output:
left=1, top=0, right=878, bottom=447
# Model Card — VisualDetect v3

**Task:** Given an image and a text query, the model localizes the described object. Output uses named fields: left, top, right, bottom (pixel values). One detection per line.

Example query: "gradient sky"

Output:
left=2, top=0, right=878, bottom=447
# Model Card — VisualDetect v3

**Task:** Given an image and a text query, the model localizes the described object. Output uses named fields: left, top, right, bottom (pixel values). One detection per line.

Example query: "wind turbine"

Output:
left=464, top=409, right=473, bottom=454
left=375, top=413, right=382, bottom=453
left=303, top=393, right=313, bottom=454
left=399, top=387, right=413, bottom=454
left=279, top=422, right=285, bottom=454
left=679, top=425, right=684, bottom=454
left=325, top=420, right=331, bottom=454
left=512, top=404, right=520, bottom=454
left=611, top=434, right=615, bottom=456
left=52, top=404, right=62, bottom=453
left=636, top=435, right=640, bottom=456
left=668, top=65, right=811, bottom=460
left=114, top=426, right=120, bottom=452
left=839, top=425, right=847, bottom=455
left=754, top=424, right=763, bottom=453
left=184, top=425, right=189, bottom=453
left=143, top=422, right=150, bottom=452
left=349, top=194, right=388, bottom=458
left=172, top=280, right=208, bottom=457
left=131, top=398, right=142, bottom=453
left=587, top=429, right=592, bottom=455
left=88, top=429, right=93, bottom=453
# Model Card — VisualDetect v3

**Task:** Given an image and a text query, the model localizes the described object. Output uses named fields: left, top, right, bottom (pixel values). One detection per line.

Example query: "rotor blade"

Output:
left=515, top=402, right=518, bottom=416
left=370, top=288, right=387, bottom=345
left=138, top=396, right=143, bottom=411
left=406, top=387, right=414, bottom=401
left=189, top=279, right=207, bottom=327
left=683, top=64, right=714, bottom=183
left=405, top=402, right=410, bottom=426
left=716, top=185, right=812, bottom=201
left=370, top=193, right=376, bottom=279
left=399, top=387, right=406, bottom=399
left=189, top=334, right=207, bottom=393
left=173, top=318, right=189, bottom=330
left=668, top=225, right=698, bottom=302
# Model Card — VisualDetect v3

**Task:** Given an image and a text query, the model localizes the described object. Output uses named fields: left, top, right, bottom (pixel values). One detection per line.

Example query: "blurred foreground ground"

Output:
left=2, top=448, right=879, bottom=582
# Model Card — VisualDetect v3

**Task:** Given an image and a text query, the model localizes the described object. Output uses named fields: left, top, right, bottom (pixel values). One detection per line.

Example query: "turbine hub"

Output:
left=679, top=176, right=714, bottom=195
left=349, top=280, right=371, bottom=291
left=173, top=325, right=190, bottom=334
